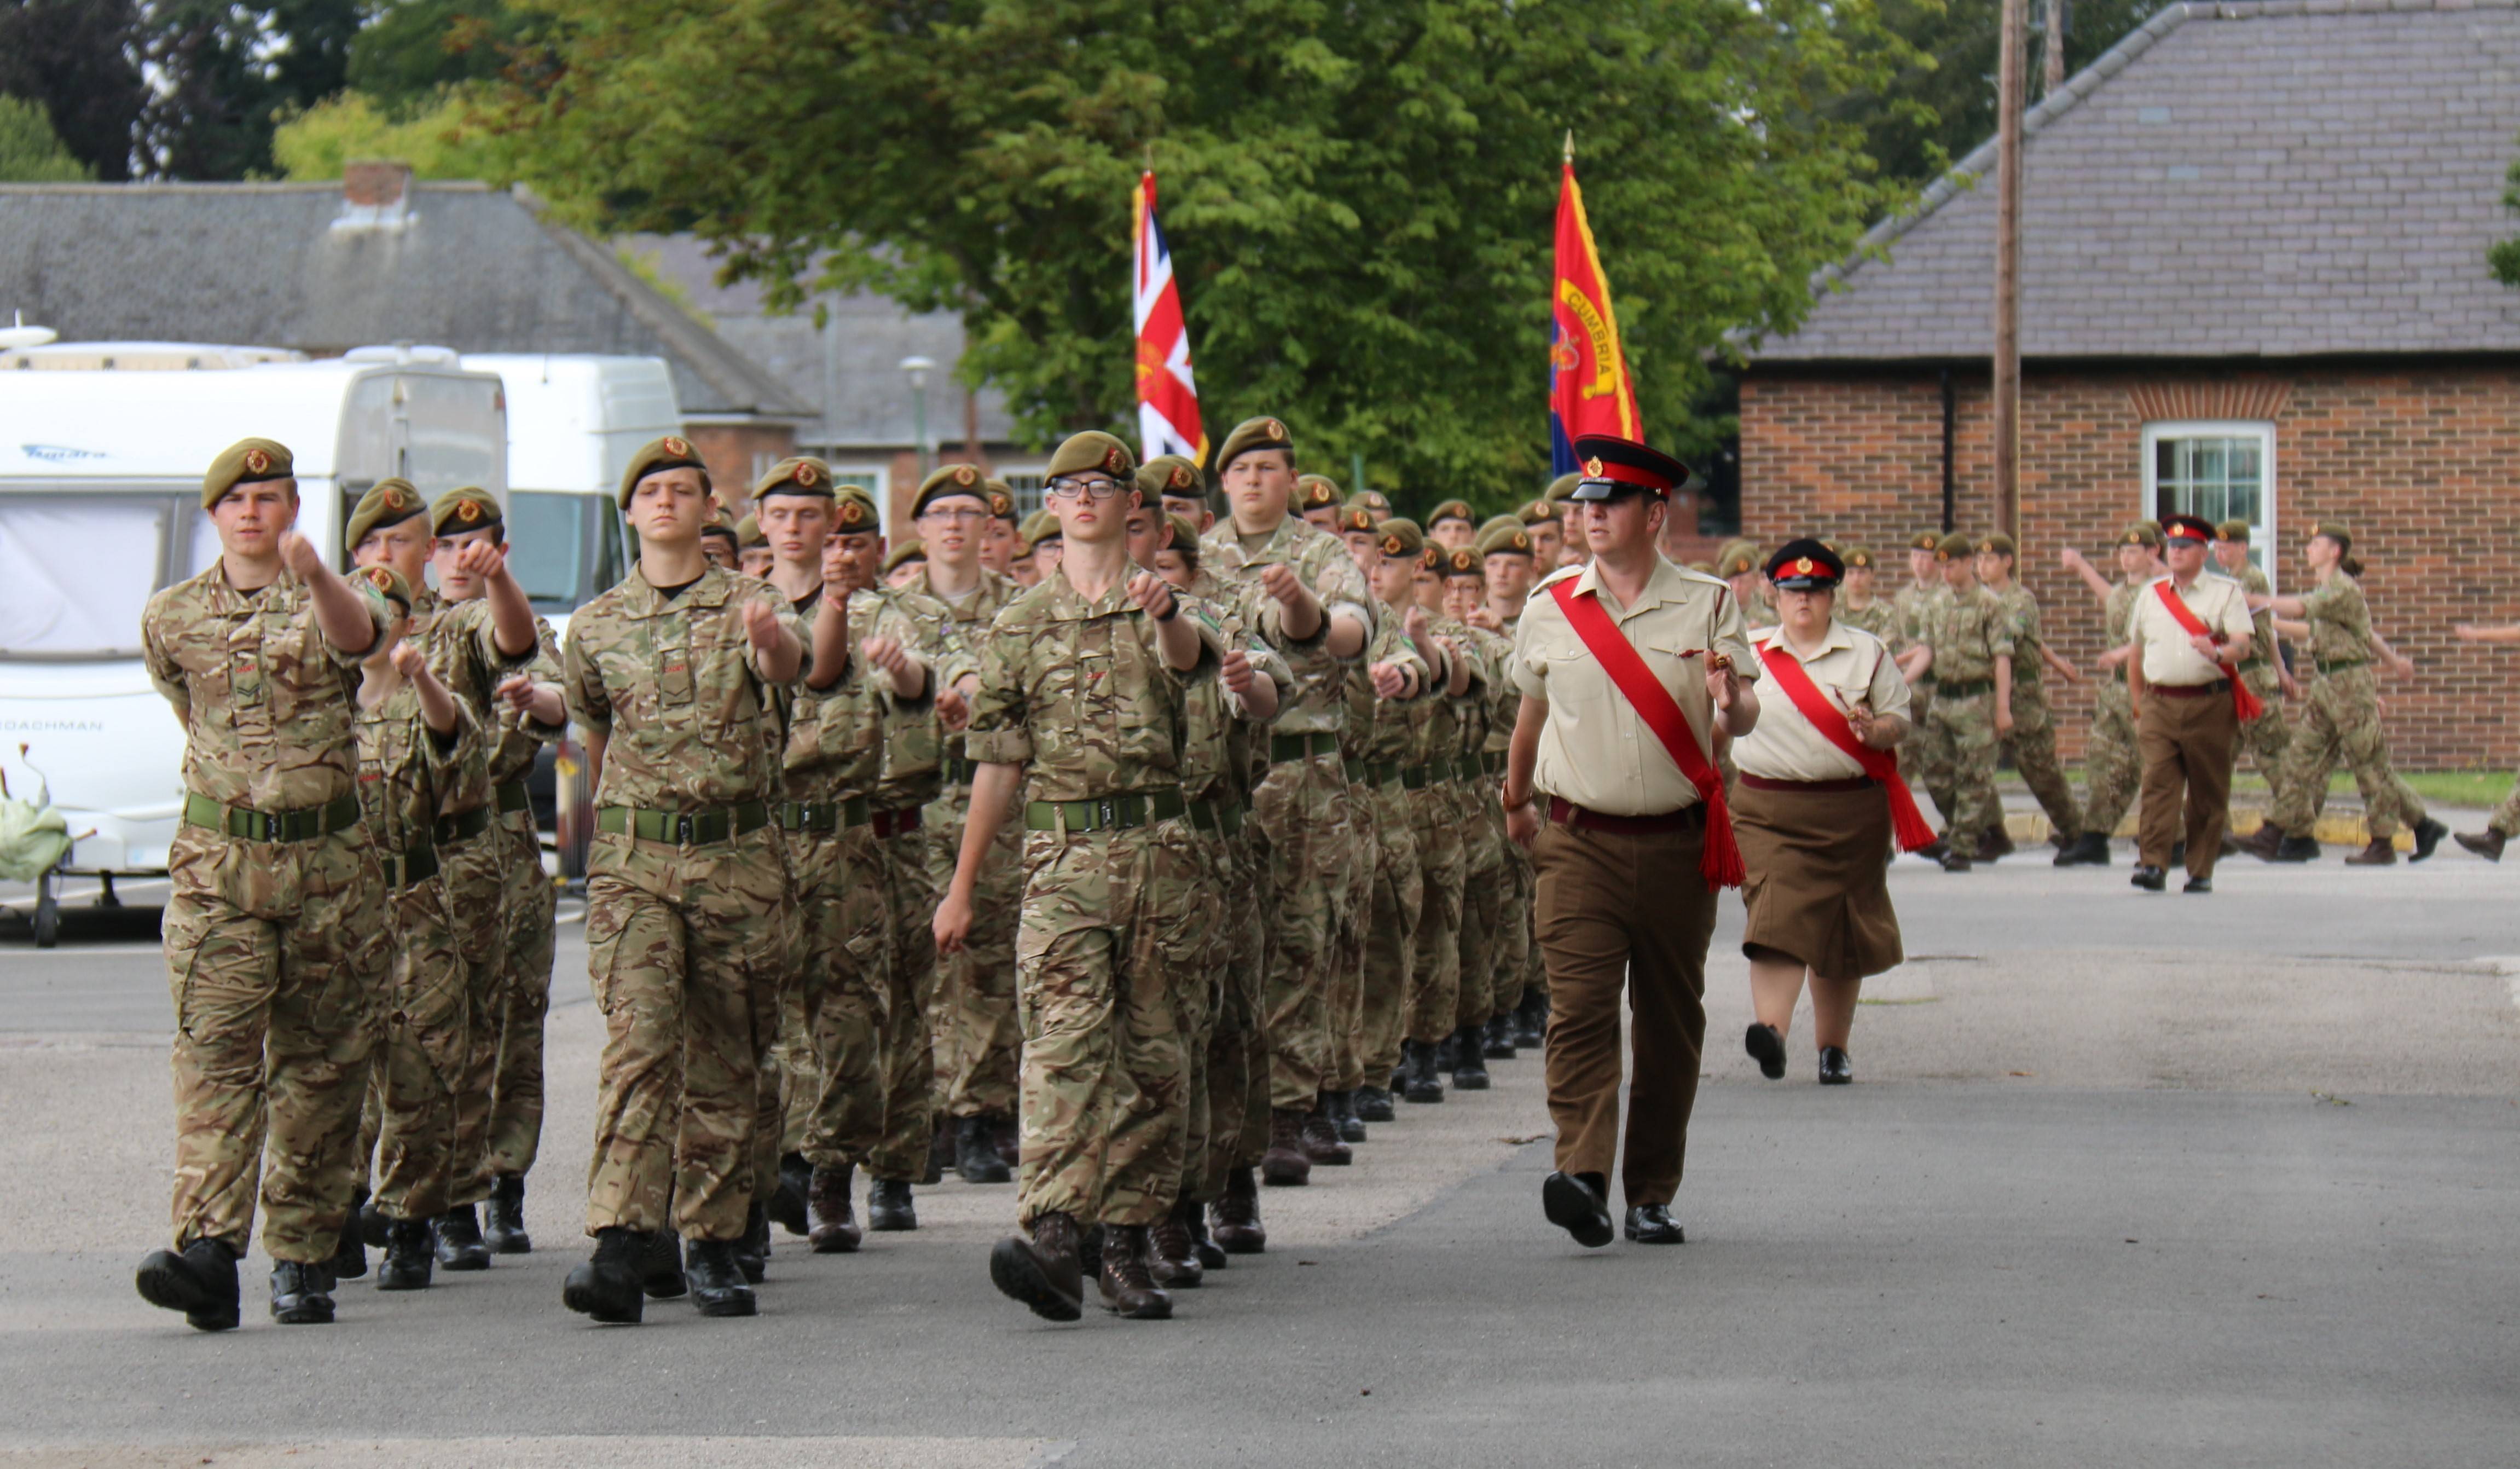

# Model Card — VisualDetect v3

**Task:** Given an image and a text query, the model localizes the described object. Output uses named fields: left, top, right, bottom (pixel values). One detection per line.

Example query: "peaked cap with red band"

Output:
left=1764, top=537, right=1844, bottom=590
left=2160, top=513, right=2218, bottom=544
left=1567, top=435, right=1689, bottom=502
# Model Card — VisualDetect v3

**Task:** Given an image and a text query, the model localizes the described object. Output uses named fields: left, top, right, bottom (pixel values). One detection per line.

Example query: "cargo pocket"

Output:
left=583, top=888, right=631, bottom=1016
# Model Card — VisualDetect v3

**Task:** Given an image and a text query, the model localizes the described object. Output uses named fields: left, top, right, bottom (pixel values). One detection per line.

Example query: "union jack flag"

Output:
left=1133, top=171, right=1207, bottom=464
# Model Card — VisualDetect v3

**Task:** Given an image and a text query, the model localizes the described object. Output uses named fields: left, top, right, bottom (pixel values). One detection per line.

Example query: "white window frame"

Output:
left=816, top=462, right=890, bottom=533
left=2140, top=419, right=2276, bottom=588
left=994, top=465, right=1050, bottom=519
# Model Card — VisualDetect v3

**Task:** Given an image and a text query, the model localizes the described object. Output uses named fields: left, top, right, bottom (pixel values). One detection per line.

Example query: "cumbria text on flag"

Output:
left=1133, top=171, right=1207, bottom=464
left=1548, top=159, right=1641, bottom=474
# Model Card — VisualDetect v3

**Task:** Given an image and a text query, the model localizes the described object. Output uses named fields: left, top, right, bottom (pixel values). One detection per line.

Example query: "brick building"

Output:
left=1740, top=0, right=2520, bottom=768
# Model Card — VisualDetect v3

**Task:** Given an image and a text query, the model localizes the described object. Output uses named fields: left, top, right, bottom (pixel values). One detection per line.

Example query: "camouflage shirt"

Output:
left=562, top=564, right=806, bottom=811
left=415, top=591, right=564, bottom=790
left=2299, top=572, right=2375, bottom=664
left=1198, top=513, right=1373, bottom=735
left=142, top=564, right=388, bottom=813
left=1924, top=584, right=2015, bottom=685
left=900, top=565, right=1021, bottom=774
left=775, top=587, right=926, bottom=803
left=1839, top=598, right=1900, bottom=649
left=2235, top=564, right=2278, bottom=663
left=354, top=672, right=484, bottom=856
left=1340, top=596, right=1425, bottom=764
left=963, top=573, right=1222, bottom=803
left=1893, top=581, right=1947, bottom=653
left=1174, top=577, right=1291, bottom=802
left=1989, top=582, right=2050, bottom=690
left=867, top=583, right=972, bottom=811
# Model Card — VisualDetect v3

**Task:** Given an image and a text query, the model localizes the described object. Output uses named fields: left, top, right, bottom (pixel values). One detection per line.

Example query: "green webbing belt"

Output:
left=387, top=842, right=438, bottom=890
left=595, top=800, right=771, bottom=845
left=1023, top=788, right=1187, bottom=834
left=436, top=803, right=495, bottom=847
left=494, top=778, right=532, bottom=815
left=775, top=796, right=872, bottom=833
left=1185, top=796, right=1247, bottom=837
left=2315, top=657, right=2367, bottom=675
left=181, top=791, right=360, bottom=843
left=1270, top=731, right=1339, bottom=764
left=1936, top=678, right=1995, bottom=698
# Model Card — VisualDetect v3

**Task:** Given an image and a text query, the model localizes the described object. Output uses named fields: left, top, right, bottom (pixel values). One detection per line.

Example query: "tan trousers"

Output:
left=2137, top=686, right=2238, bottom=881
left=1532, top=813, right=1716, bottom=1210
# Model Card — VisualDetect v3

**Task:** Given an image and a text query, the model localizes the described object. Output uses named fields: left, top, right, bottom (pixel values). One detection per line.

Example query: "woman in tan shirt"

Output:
left=1732, top=541, right=1914, bottom=1086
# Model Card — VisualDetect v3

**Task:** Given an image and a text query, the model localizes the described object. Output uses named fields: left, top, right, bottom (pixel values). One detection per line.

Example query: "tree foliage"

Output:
left=0, top=92, right=92, bottom=182
left=138, top=0, right=363, bottom=179
left=0, top=0, right=147, bottom=181
left=489, top=0, right=1917, bottom=507
left=271, top=87, right=508, bottom=180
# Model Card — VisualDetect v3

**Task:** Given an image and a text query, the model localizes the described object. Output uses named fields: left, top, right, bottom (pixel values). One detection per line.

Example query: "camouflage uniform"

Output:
left=964, top=575, right=1223, bottom=1227
left=1975, top=580, right=2083, bottom=840
left=1839, top=598, right=1901, bottom=646
left=352, top=664, right=486, bottom=1223
left=2267, top=573, right=2425, bottom=841
left=1893, top=580, right=1947, bottom=731
left=1198, top=515, right=1375, bottom=1112
left=2228, top=563, right=2296, bottom=809
left=906, top=566, right=1026, bottom=1132
left=143, top=566, right=391, bottom=1264
left=2080, top=579, right=2147, bottom=838
left=1449, top=622, right=1514, bottom=1034
left=1401, top=626, right=1469, bottom=1046
left=1480, top=611, right=1536, bottom=1022
left=1916, top=583, right=2014, bottom=861
left=561, top=565, right=806, bottom=1244
left=1343, top=599, right=1423, bottom=1092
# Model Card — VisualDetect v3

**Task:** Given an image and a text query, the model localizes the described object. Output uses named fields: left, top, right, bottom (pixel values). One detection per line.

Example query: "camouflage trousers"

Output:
left=1357, top=781, right=1423, bottom=1085
left=161, top=822, right=386, bottom=1264
left=926, top=780, right=1024, bottom=1123
left=437, top=820, right=506, bottom=1208
left=1013, top=820, right=1194, bottom=1229
left=2269, top=666, right=2424, bottom=840
left=1493, top=840, right=1536, bottom=1016
left=1456, top=788, right=1508, bottom=1032
left=482, top=809, right=558, bottom=1187
left=1968, top=686, right=2084, bottom=839
left=1917, top=687, right=1999, bottom=861
left=2082, top=675, right=2142, bottom=837
left=871, top=820, right=941, bottom=1182
left=1253, top=750, right=1342, bottom=1111
left=1200, top=823, right=1272, bottom=1198
left=2232, top=665, right=2296, bottom=811
left=1156, top=823, right=1231, bottom=1200
left=1326, top=772, right=1377, bottom=1094
left=2490, top=770, right=2520, bottom=839
left=781, top=823, right=893, bottom=1172
left=1405, top=784, right=1467, bottom=1044
left=581, top=824, right=792, bottom=1243
left=367, top=872, right=468, bottom=1222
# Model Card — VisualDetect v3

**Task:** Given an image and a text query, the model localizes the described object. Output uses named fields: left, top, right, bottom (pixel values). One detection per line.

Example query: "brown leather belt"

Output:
left=2151, top=679, right=2230, bottom=699
left=1740, top=773, right=1874, bottom=794
left=1546, top=797, right=1706, bottom=835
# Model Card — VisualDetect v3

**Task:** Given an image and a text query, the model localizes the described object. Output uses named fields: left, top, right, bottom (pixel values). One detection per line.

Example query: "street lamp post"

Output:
left=899, top=355, right=937, bottom=483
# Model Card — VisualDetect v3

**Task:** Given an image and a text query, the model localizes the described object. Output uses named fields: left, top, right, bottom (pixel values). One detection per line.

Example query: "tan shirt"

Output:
left=1512, top=558, right=1754, bottom=816
left=2127, top=571, right=2253, bottom=687
left=1735, top=622, right=1910, bottom=783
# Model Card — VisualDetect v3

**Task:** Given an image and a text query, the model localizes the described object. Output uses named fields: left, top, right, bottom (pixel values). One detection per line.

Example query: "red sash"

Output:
left=1756, top=639, right=1938, bottom=852
left=2149, top=581, right=2264, bottom=721
left=1546, top=579, right=1743, bottom=888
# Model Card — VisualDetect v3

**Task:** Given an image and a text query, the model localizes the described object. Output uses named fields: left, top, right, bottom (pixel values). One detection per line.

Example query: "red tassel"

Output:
left=2229, top=676, right=2264, bottom=723
left=1700, top=784, right=1747, bottom=890
left=1883, top=761, right=1940, bottom=852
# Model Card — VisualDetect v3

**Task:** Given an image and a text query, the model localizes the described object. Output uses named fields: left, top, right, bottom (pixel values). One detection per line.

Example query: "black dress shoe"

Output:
left=561, top=1227, right=645, bottom=1323
left=1623, top=1204, right=1685, bottom=1245
left=2411, top=817, right=2448, bottom=862
left=1817, top=1045, right=1853, bottom=1085
left=268, top=1260, right=335, bottom=1325
left=867, top=1177, right=918, bottom=1231
left=436, top=1203, right=491, bottom=1271
left=2183, top=875, right=2212, bottom=895
left=685, top=1239, right=757, bottom=1317
left=136, top=1239, right=240, bottom=1332
left=1541, top=1171, right=1614, bottom=1249
left=1744, top=1022, right=1787, bottom=1080
left=2130, top=864, right=2166, bottom=892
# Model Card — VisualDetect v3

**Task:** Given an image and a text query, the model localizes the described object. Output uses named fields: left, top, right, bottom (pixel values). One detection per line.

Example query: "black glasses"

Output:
left=1045, top=476, right=1124, bottom=501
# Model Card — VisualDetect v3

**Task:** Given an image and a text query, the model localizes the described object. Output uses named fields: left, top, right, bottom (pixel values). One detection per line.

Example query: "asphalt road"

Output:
left=2, top=837, right=2515, bottom=1468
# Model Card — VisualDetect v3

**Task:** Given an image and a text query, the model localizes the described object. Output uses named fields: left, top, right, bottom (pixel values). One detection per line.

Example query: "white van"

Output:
left=0, top=341, right=507, bottom=944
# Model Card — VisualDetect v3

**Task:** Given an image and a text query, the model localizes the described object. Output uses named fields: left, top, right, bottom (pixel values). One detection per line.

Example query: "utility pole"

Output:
left=1994, top=0, right=2026, bottom=537
left=2043, top=0, right=2067, bottom=95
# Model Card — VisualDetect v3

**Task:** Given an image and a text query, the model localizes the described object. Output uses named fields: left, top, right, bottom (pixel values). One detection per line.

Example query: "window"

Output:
left=2142, top=420, right=2274, bottom=579
left=997, top=467, right=1048, bottom=518
left=0, top=490, right=201, bottom=660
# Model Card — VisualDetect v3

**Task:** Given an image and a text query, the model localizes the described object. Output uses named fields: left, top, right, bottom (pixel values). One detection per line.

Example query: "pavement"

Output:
left=1, top=824, right=2516, bottom=1468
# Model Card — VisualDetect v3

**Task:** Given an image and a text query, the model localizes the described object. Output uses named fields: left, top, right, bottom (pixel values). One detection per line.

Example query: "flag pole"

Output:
left=1563, top=130, right=1574, bottom=166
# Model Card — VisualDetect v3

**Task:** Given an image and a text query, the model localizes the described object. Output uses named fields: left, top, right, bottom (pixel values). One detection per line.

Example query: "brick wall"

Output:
left=1739, top=362, right=2520, bottom=770
left=685, top=422, right=798, bottom=513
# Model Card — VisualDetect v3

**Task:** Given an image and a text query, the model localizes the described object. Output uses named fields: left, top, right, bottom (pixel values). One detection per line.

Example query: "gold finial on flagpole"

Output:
left=1563, top=130, right=1574, bottom=165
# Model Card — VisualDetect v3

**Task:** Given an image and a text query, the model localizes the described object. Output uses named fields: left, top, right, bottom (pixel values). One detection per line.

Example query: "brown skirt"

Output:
left=1734, top=779, right=1904, bottom=980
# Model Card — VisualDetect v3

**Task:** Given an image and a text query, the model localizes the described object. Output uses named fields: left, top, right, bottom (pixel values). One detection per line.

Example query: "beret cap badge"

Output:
left=1104, top=447, right=1126, bottom=473
left=795, top=462, right=820, bottom=487
left=1381, top=534, right=1404, bottom=556
left=243, top=448, right=271, bottom=475
left=662, top=435, right=691, bottom=459
left=953, top=465, right=977, bottom=485
left=455, top=498, right=481, bottom=523
left=840, top=501, right=865, bottom=526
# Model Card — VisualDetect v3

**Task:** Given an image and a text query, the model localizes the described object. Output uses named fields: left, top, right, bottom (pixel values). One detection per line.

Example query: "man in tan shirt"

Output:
left=1503, top=435, right=1757, bottom=1251
left=2127, top=513, right=2256, bottom=893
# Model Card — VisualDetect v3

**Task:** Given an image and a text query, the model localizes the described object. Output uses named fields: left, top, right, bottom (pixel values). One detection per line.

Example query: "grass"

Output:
left=2007, top=768, right=2512, bottom=808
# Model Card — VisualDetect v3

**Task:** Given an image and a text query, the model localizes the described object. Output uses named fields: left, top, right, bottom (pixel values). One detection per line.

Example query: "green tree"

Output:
left=349, top=0, right=542, bottom=115
left=271, top=88, right=508, bottom=180
left=0, top=92, right=92, bottom=181
left=140, top=0, right=364, bottom=178
left=0, top=1, right=147, bottom=180
left=490, top=0, right=1916, bottom=509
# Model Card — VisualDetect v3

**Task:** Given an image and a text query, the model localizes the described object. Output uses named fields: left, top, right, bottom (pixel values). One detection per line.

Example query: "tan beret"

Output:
left=617, top=434, right=710, bottom=510
left=1212, top=415, right=1293, bottom=476
left=202, top=437, right=294, bottom=510
left=832, top=487, right=879, bottom=534
left=1045, top=431, right=1136, bottom=482
left=912, top=462, right=989, bottom=518
left=429, top=485, right=501, bottom=537
left=344, top=477, right=427, bottom=552
left=754, top=455, right=835, bottom=501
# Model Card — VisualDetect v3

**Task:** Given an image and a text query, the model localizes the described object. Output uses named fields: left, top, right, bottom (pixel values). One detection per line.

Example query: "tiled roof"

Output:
left=0, top=181, right=808, bottom=417
left=1750, top=0, right=2520, bottom=364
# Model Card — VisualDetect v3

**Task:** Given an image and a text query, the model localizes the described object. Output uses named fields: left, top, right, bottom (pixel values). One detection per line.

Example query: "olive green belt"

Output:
left=1341, top=755, right=1369, bottom=782
left=1023, top=788, right=1186, bottom=834
left=494, top=778, right=532, bottom=816
left=1455, top=756, right=1487, bottom=782
left=386, top=842, right=438, bottom=890
left=775, top=796, right=871, bottom=834
left=1400, top=763, right=1447, bottom=790
left=943, top=756, right=980, bottom=784
left=595, top=800, right=771, bottom=846
left=1185, top=795, right=1245, bottom=837
left=1270, top=731, right=1339, bottom=764
left=2315, top=657, right=2367, bottom=675
left=1479, top=750, right=1506, bottom=776
left=1936, top=678, right=1995, bottom=698
left=181, top=791, right=361, bottom=844
left=436, top=803, right=495, bottom=848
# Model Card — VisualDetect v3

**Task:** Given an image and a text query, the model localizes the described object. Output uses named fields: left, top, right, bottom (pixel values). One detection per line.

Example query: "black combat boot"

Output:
left=957, top=1114, right=1013, bottom=1184
left=1483, top=1015, right=1518, bottom=1060
left=561, top=1227, right=646, bottom=1323
left=435, top=1203, right=491, bottom=1271
left=732, top=1201, right=771, bottom=1283
left=376, top=1218, right=436, bottom=1291
left=1146, top=1202, right=1204, bottom=1289
left=1210, top=1167, right=1266, bottom=1254
left=1325, top=1089, right=1367, bottom=1143
left=2054, top=830, right=2112, bottom=866
left=808, top=1164, right=862, bottom=1253
left=1098, top=1224, right=1174, bottom=1320
left=1183, top=1197, right=1229, bottom=1271
left=767, top=1153, right=812, bottom=1236
left=641, top=1227, right=687, bottom=1299
left=1400, top=1040, right=1445, bottom=1104
left=867, top=1177, right=918, bottom=1231
left=924, top=1116, right=953, bottom=1187
left=1514, top=991, right=1547, bottom=1050
left=330, top=1187, right=369, bottom=1281
left=2411, top=817, right=2448, bottom=862
left=684, top=1237, right=757, bottom=1317
left=990, top=1210, right=1085, bottom=1321
left=1260, top=1108, right=1312, bottom=1185
left=483, top=1173, right=532, bottom=1254
left=1353, top=1083, right=1396, bottom=1123
left=268, top=1260, right=337, bottom=1325
left=1450, top=1025, right=1492, bottom=1090
left=1298, top=1104, right=1352, bottom=1165
left=135, top=1237, right=240, bottom=1332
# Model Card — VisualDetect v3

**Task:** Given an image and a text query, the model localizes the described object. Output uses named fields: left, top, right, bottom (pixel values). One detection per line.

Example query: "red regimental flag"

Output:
left=1133, top=172, right=1206, bottom=465
left=1549, top=163, right=1641, bottom=460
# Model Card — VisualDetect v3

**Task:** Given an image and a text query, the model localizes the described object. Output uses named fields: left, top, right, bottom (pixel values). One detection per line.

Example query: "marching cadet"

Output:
left=935, top=430, right=1224, bottom=1323
left=1440, top=546, right=1520, bottom=1061
left=1719, top=543, right=1779, bottom=630
left=1339, top=524, right=1429, bottom=1108
left=2124, top=516, right=2258, bottom=892
left=2240, top=524, right=2447, bottom=866
left=1892, top=530, right=1946, bottom=714
left=1519, top=497, right=1566, bottom=576
left=1835, top=546, right=1898, bottom=644
left=2451, top=620, right=2520, bottom=859
left=1472, top=520, right=1547, bottom=1049
left=979, top=482, right=1023, bottom=577
left=902, top=464, right=1027, bottom=1185
left=1972, top=533, right=2087, bottom=862
left=1010, top=512, right=1049, bottom=588
left=559, top=435, right=807, bottom=1324
left=1156, top=463, right=1215, bottom=535
left=1503, top=435, right=1757, bottom=1251
left=136, top=438, right=393, bottom=1332
left=883, top=541, right=928, bottom=588
left=422, top=487, right=569, bottom=1258
left=2212, top=521, right=2302, bottom=827
left=344, top=565, right=483, bottom=1291
left=1296, top=473, right=1345, bottom=531
left=738, top=515, right=774, bottom=579
left=699, top=510, right=741, bottom=572
left=1199, top=418, right=1387, bottom=1195
left=1421, top=543, right=1510, bottom=1072
left=1428, top=499, right=1479, bottom=552
left=2058, top=523, right=2165, bottom=863
left=1910, top=534, right=2012, bottom=872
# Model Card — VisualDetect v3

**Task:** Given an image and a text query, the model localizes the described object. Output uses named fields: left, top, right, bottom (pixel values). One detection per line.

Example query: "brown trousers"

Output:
left=2137, top=686, right=2238, bottom=880
left=1532, top=815, right=1716, bottom=1209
